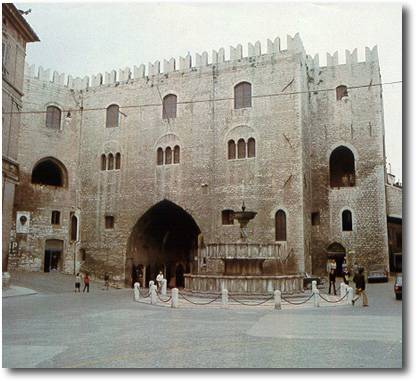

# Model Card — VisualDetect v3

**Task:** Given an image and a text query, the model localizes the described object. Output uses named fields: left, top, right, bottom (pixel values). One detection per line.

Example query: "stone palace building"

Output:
left=7, top=33, right=402, bottom=291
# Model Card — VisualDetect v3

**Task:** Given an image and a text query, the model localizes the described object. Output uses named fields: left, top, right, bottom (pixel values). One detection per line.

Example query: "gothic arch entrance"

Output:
left=126, top=200, right=200, bottom=288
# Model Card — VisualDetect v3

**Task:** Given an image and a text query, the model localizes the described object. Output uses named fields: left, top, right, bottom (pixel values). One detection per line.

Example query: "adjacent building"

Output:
left=2, top=3, right=39, bottom=286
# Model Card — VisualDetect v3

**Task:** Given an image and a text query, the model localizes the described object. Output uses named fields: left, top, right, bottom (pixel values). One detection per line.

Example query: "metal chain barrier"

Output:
left=281, top=293, right=314, bottom=305
left=318, top=292, right=349, bottom=303
left=139, top=288, right=150, bottom=298
left=178, top=292, right=221, bottom=305
left=156, top=290, right=172, bottom=303
left=228, top=294, right=274, bottom=306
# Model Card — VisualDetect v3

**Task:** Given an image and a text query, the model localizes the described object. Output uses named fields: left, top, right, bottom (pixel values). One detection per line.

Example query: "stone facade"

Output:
left=9, top=33, right=402, bottom=286
left=2, top=3, right=39, bottom=286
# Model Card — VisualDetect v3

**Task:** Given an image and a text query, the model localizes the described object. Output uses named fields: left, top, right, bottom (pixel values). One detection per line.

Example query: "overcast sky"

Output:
left=17, top=1, right=402, bottom=180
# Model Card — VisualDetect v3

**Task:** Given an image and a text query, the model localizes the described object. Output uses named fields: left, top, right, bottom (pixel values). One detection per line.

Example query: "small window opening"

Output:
left=228, top=140, right=236, bottom=160
left=275, top=210, right=287, bottom=241
left=157, top=148, right=164, bottom=165
left=51, top=211, right=60, bottom=225
left=311, top=212, right=320, bottom=226
left=234, top=82, right=252, bottom=109
left=70, top=214, right=78, bottom=241
left=101, top=154, right=107, bottom=171
left=106, top=104, right=119, bottom=127
left=173, top=145, right=180, bottom=164
left=222, top=210, right=234, bottom=225
left=115, top=153, right=121, bottom=170
left=108, top=153, right=114, bottom=170
left=46, top=106, right=61, bottom=129
left=105, top=216, right=115, bottom=229
left=336, top=85, right=348, bottom=101
left=342, top=210, right=353, bottom=231
left=163, top=94, right=177, bottom=119
left=237, top=139, right=246, bottom=159
left=165, top=147, right=172, bottom=164
left=247, top=137, right=256, bottom=158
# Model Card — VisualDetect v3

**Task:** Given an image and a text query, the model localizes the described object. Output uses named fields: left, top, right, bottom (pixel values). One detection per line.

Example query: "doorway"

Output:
left=44, top=239, right=64, bottom=272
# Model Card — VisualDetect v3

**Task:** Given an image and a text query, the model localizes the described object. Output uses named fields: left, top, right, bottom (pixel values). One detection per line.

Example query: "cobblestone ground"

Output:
left=3, top=271, right=402, bottom=368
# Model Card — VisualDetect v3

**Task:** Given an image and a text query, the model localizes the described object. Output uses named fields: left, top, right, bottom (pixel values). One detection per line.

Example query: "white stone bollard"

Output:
left=340, top=283, right=346, bottom=299
left=150, top=284, right=157, bottom=305
left=311, top=280, right=317, bottom=293
left=171, top=288, right=179, bottom=308
left=347, top=286, right=354, bottom=305
left=161, top=279, right=167, bottom=296
left=313, top=289, right=320, bottom=308
left=133, top=282, right=140, bottom=302
left=274, top=289, right=282, bottom=310
left=222, top=288, right=228, bottom=307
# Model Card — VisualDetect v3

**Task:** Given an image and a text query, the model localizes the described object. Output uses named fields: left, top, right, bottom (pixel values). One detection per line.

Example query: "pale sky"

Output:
left=17, top=1, right=402, bottom=180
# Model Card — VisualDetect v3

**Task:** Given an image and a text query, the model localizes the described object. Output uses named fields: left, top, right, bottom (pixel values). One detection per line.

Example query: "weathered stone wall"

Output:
left=308, top=48, right=390, bottom=274
left=11, top=34, right=394, bottom=282
left=10, top=79, right=82, bottom=274
left=386, top=184, right=402, bottom=218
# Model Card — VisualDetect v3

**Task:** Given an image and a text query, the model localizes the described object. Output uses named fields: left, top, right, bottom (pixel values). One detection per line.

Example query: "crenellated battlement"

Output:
left=24, top=33, right=379, bottom=91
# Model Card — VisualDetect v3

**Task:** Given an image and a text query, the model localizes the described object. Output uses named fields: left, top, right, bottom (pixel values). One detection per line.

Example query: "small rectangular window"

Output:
left=51, top=211, right=60, bottom=225
left=222, top=210, right=234, bottom=225
left=105, top=216, right=115, bottom=229
left=311, top=212, right=320, bottom=226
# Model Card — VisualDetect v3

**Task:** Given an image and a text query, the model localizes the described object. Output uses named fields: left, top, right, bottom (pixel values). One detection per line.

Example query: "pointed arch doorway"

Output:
left=126, top=200, right=200, bottom=288
left=326, top=242, right=346, bottom=277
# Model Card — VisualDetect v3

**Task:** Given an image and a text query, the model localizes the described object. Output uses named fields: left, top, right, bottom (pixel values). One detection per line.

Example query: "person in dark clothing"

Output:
left=83, top=273, right=90, bottom=293
left=342, top=259, right=349, bottom=285
left=328, top=269, right=337, bottom=295
left=352, top=267, right=368, bottom=306
left=103, top=272, right=110, bottom=290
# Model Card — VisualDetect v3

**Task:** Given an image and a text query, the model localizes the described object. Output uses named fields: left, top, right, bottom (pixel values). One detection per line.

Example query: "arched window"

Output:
left=46, top=106, right=61, bottom=129
left=329, top=146, right=356, bottom=187
left=70, top=214, right=78, bottom=241
left=275, top=210, right=287, bottom=241
left=342, top=210, right=353, bottom=231
left=163, top=94, right=177, bottom=119
left=31, top=158, right=66, bottom=187
left=237, top=138, right=246, bottom=159
left=157, top=148, right=164, bottom=165
left=115, top=153, right=121, bottom=169
left=247, top=137, right=256, bottom=158
left=336, top=85, right=348, bottom=101
left=228, top=140, right=236, bottom=160
left=101, top=154, right=107, bottom=171
left=108, top=153, right=114, bottom=170
left=173, top=145, right=180, bottom=164
left=165, top=147, right=172, bottom=164
left=234, top=82, right=252, bottom=109
left=106, top=104, right=119, bottom=128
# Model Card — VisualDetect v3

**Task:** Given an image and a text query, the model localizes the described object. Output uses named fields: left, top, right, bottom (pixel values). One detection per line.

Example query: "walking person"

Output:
left=156, top=270, right=164, bottom=290
left=103, top=272, right=110, bottom=290
left=352, top=267, right=369, bottom=307
left=342, top=259, right=349, bottom=285
left=75, top=272, right=82, bottom=292
left=328, top=268, right=337, bottom=295
left=83, top=272, right=90, bottom=293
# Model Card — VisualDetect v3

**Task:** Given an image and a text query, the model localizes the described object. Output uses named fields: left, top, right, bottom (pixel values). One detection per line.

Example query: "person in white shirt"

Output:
left=156, top=271, right=164, bottom=289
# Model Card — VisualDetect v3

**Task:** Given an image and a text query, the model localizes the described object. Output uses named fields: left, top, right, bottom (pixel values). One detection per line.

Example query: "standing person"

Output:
left=328, top=269, right=337, bottom=295
left=103, top=272, right=110, bottom=290
left=83, top=272, right=90, bottom=293
left=352, top=267, right=369, bottom=306
left=326, top=258, right=332, bottom=275
left=75, top=272, right=82, bottom=293
left=156, top=271, right=164, bottom=290
left=331, top=259, right=337, bottom=272
left=342, top=259, right=349, bottom=285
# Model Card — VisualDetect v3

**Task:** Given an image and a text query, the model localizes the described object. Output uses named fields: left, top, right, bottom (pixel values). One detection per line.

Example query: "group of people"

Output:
left=74, top=272, right=111, bottom=293
left=327, top=258, right=368, bottom=306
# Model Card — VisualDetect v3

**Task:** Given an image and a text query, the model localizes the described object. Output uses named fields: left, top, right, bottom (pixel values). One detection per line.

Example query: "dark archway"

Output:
left=329, top=146, right=355, bottom=187
left=126, top=200, right=201, bottom=288
left=44, top=239, right=63, bottom=272
left=326, top=242, right=346, bottom=277
left=31, top=157, right=67, bottom=187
